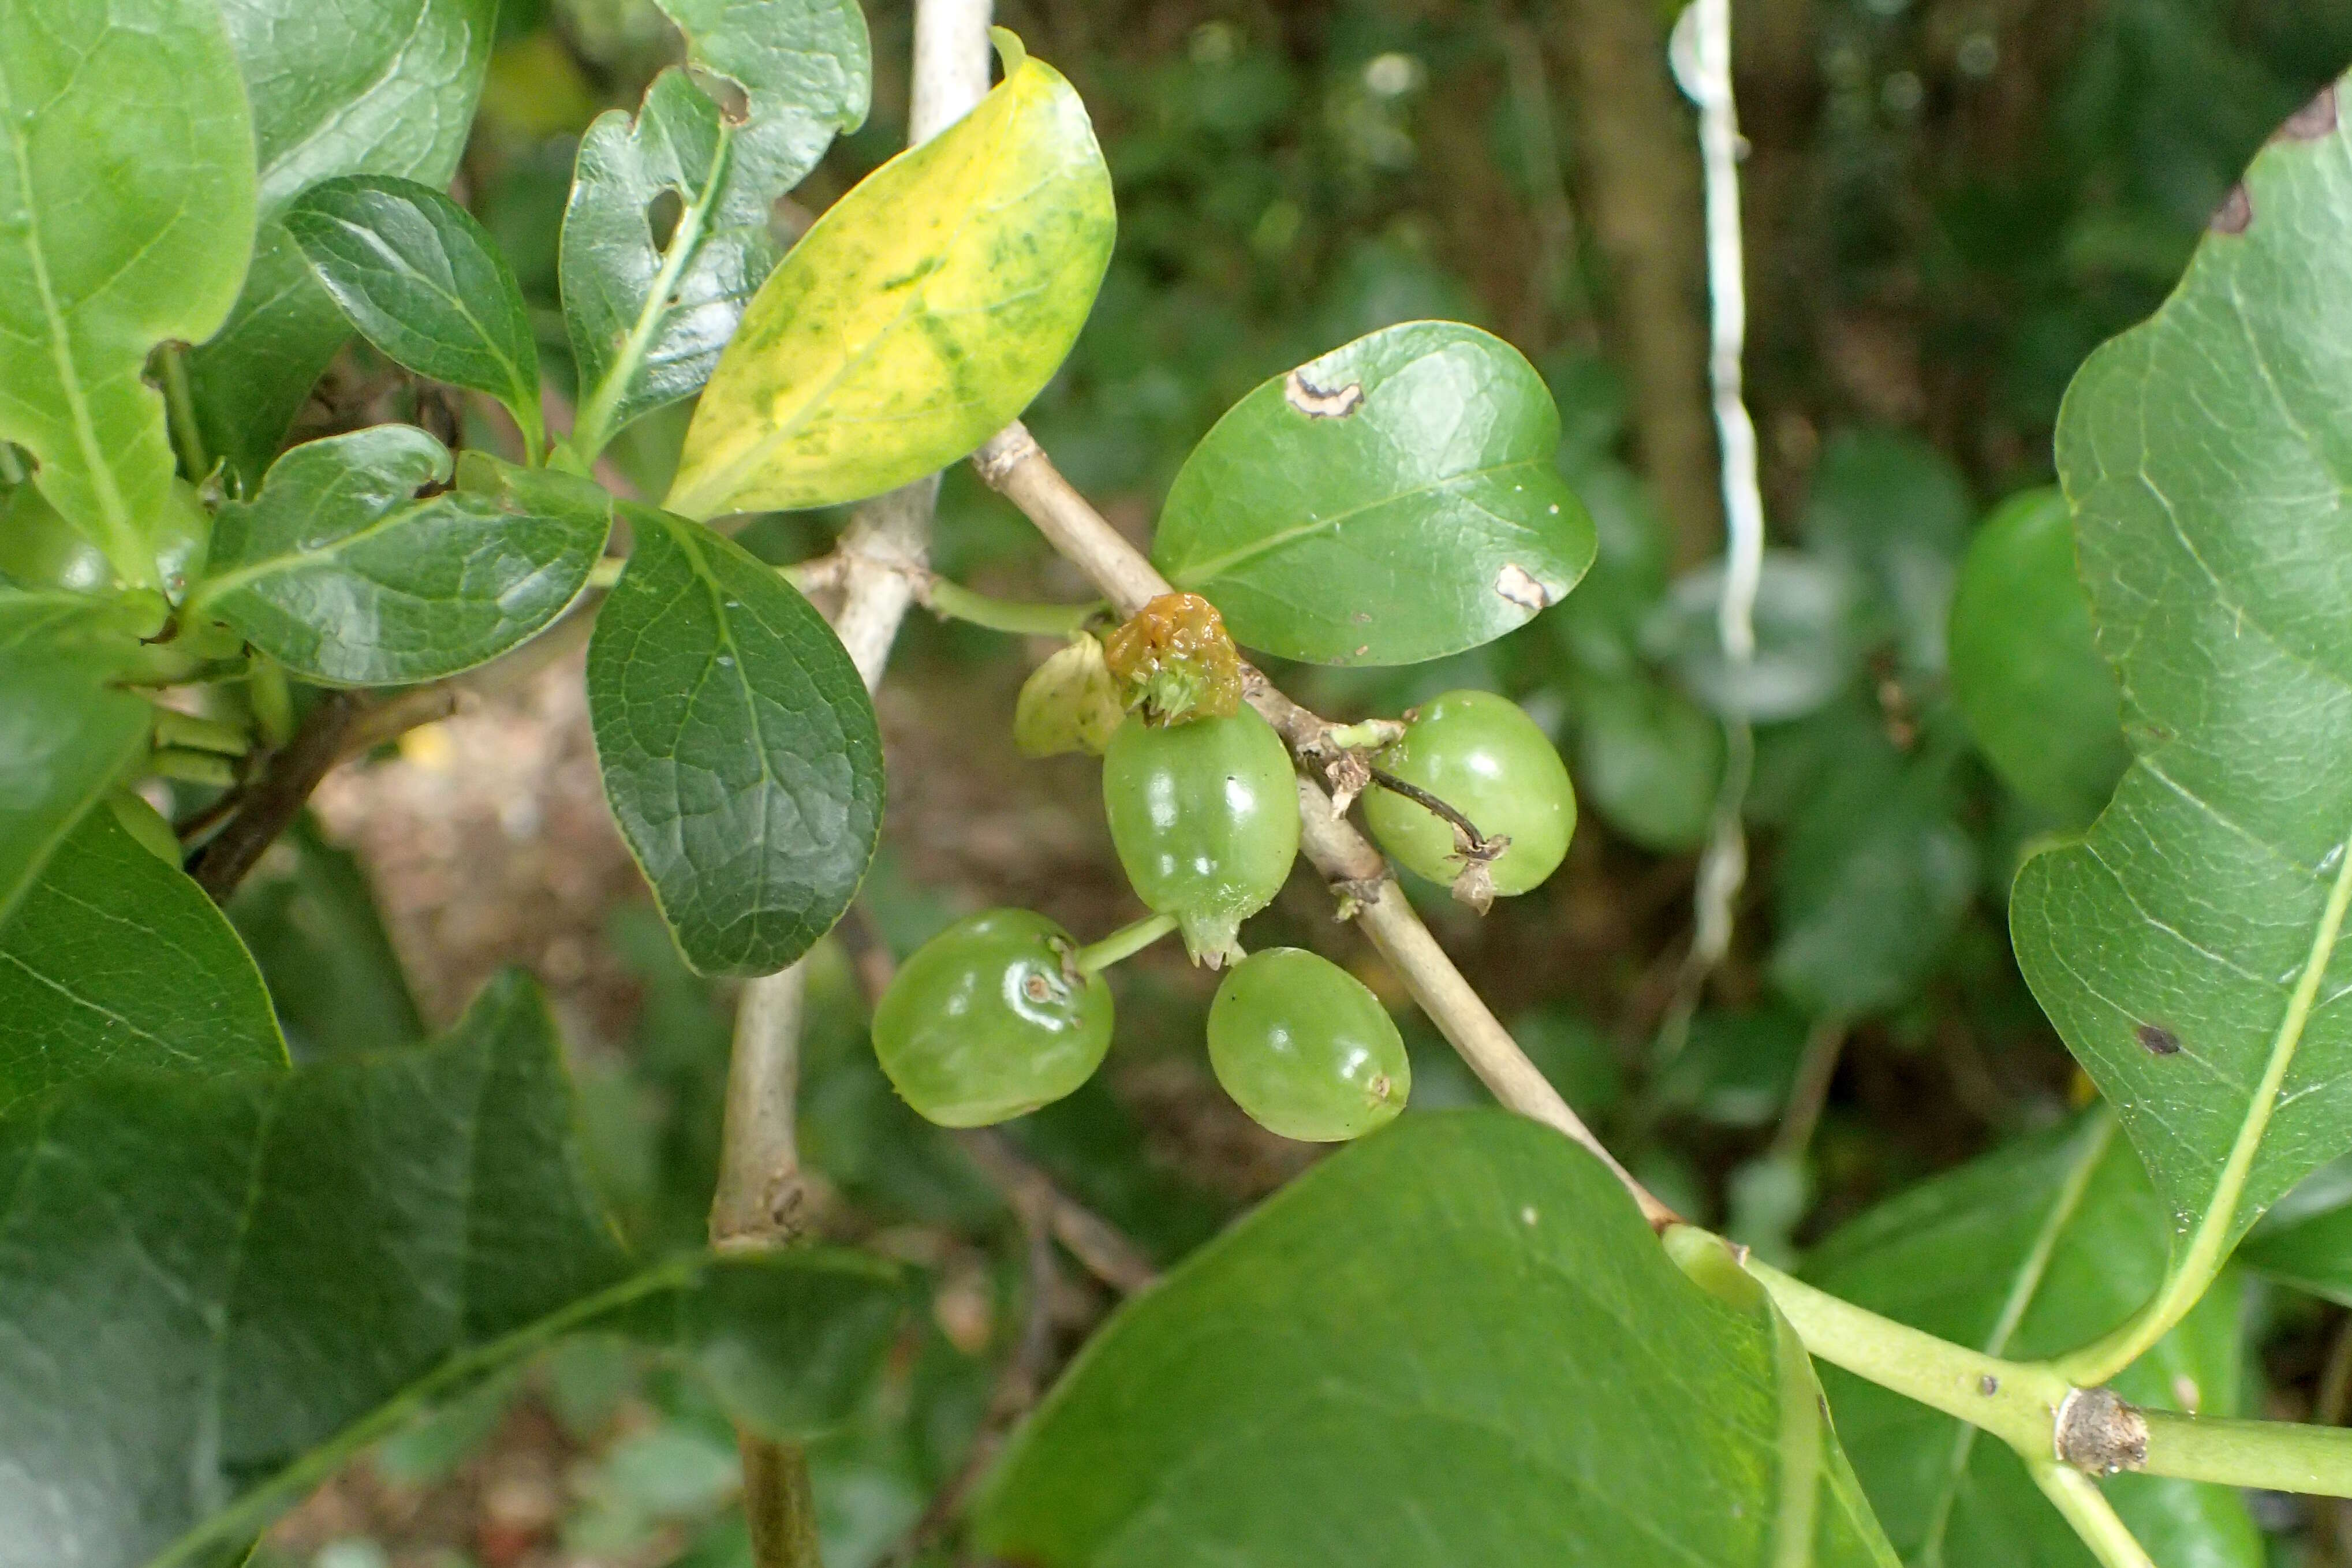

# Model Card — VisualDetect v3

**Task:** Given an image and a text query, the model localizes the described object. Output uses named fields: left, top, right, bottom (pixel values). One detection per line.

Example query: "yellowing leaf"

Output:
left=665, top=32, right=1112, bottom=519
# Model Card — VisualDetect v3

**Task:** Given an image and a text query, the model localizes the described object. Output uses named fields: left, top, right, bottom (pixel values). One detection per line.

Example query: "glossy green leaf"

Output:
left=287, top=176, right=544, bottom=451
left=0, top=588, right=158, bottom=917
left=187, top=0, right=498, bottom=484
left=1153, top=322, right=1596, bottom=667
left=666, top=32, right=1115, bottom=518
left=227, top=814, right=426, bottom=1056
left=195, top=426, right=610, bottom=685
left=1948, top=488, right=2129, bottom=827
left=0, top=970, right=905, bottom=1568
left=1771, top=731, right=1976, bottom=1019
left=588, top=505, right=883, bottom=976
left=0, top=804, right=288, bottom=1114
left=1806, top=1114, right=2261, bottom=1568
left=977, top=1111, right=1898, bottom=1567
left=561, top=1, right=871, bottom=457
left=2010, top=77, right=2352, bottom=1248
left=0, top=0, right=255, bottom=588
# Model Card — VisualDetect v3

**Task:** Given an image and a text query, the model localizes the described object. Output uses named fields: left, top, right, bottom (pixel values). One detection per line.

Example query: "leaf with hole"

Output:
left=0, top=804, right=288, bottom=1114
left=2010, top=76, right=2352, bottom=1253
left=665, top=31, right=1115, bottom=519
left=1805, top=1114, right=2261, bottom=1568
left=0, top=0, right=256, bottom=589
left=560, top=0, right=871, bottom=458
left=196, top=425, right=611, bottom=685
left=185, top=0, right=499, bottom=484
left=1948, top=488, right=2128, bottom=827
left=1152, top=321, right=1596, bottom=667
left=0, top=969, right=906, bottom=1568
left=588, top=505, right=883, bottom=977
left=287, top=175, right=545, bottom=455
left=976, top=1111, right=1898, bottom=1566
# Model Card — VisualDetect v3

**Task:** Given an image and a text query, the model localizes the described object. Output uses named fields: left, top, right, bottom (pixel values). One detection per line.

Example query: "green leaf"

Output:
left=195, top=426, right=611, bottom=685
left=1152, top=322, right=1596, bottom=667
left=2239, top=1155, right=2352, bottom=1304
left=286, top=176, right=545, bottom=454
left=976, top=1111, right=1898, bottom=1567
left=1802, top=429, right=1973, bottom=677
left=0, top=804, right=288, bottom=1112
left=1567, top=674, right=1722, bottom=853
left=187, top=0, right=498, bottom=484
left=2010, top=77, right=2352, bottom=1252
left=666, top=32, right=1115, bottom=519
left=0, top=0, right=256, bottom=589
left=1948, top=488, right=2129, bottom=827
left=0, top=969, right=905, bottom=1568
left=561, top=1, right=871, bottom=457
left=1805, top=1114, right=2263, bottom=1568
left=227, top=814, right=427, bottom=1056
left=1655, top=551, right=1862, bottom=722
left=588, top=505, right=883, bottom=976
left=1771, top=731, right=1976, bottom=1019
left=0, top=588, right=159, bottom=917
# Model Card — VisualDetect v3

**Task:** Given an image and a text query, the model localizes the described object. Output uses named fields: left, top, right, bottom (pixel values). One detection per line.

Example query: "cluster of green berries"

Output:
left=873, top=593, right=1578, bottom=1144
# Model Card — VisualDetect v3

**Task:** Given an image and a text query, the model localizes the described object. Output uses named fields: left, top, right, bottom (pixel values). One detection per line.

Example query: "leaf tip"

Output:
left=989, top=26, right=1029, bottom=79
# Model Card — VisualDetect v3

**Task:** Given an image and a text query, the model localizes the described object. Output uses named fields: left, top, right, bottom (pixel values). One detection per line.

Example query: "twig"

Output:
left=960, top=1128, right=1160, bottom=1297
left=714, top=8, right=995, bottom=1564
left=1365, top=767, right=1495, bottom=855
left=188, top=693, right=366, bottom=901
left=973, top=423, right=1677, bottom=1230
left=179, top=602, right=599, bottom=884
left=1769, top=1016, right=1846, bottom=1163
left=883, top=1175, right=1060, bottom=1566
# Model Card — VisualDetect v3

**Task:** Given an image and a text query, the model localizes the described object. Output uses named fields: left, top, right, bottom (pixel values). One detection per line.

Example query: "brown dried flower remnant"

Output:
left=1103, top=591, right=1242, bottom=726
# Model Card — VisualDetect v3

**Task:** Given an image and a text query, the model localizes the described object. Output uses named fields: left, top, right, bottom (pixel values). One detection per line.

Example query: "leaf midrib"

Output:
left=1166, top=456, right=1555, bottom=589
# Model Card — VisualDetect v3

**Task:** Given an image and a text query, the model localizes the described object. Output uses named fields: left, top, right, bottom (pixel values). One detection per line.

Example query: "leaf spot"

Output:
left=2136, top=1023, right=2182, bottom=1056
left=1495, top=563, right=1555, bottom=612
left=1519, top=1205, right=1539, bottom=1226
left=2210, top=182, right=2253, bottom=235
left=2275, top=83, right=2338, bottom=143
left=1284, top=371, right=1364, bottom=419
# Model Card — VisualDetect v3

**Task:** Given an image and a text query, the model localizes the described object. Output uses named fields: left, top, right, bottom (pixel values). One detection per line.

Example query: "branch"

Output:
left=715, top=6, right=995, bottom=1563
left=972, top=423, right=1675, bottom=1230
left=184, top=606, right=599, bottom=904
left=188, top=691, right=365, bottom=901
left=958, top=1127, right=1160, bottom=1297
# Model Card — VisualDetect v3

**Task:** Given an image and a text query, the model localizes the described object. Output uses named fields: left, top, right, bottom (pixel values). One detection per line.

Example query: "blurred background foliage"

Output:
left=238, top=1, right=2352, bottom=1565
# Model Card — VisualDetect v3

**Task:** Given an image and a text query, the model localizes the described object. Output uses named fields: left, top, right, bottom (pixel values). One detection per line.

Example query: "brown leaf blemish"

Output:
left=2276, top=83, right=2339, bottom=143
left=2210, top=182, right=2253, bottom=235
left=2136, top=1023, right=2182, bottom=1056
left=1284, top=371, right=1364, bottom=419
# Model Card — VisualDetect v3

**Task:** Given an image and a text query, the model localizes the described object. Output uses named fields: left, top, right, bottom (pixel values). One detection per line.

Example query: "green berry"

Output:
left=872, top=909, right=1113, bottom=1128
left=1363, top=689, right=1575, bottom=897
left=1207, top=948, right=1409, bottom=1141
left=1102, top=706, right=1299, bottom=965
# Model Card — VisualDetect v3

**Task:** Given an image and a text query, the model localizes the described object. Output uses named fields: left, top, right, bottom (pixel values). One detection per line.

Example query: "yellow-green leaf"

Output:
left=665, top=31, right=1112, bottom=520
